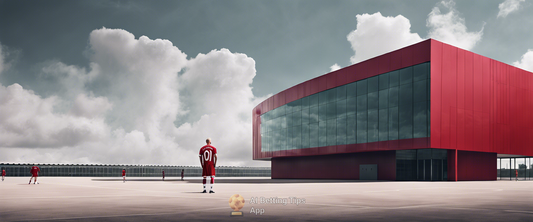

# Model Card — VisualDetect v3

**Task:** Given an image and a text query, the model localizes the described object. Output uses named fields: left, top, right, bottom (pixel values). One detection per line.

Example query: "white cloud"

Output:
left=177, top=48, right=269, bottom=166
left=0, top=83, right=109, bottom=148
left=330, top=63, right=341, bottom=72
left=513, top=49, right=533, bottom=72
left=498, top=0, right=525, bottom=18
left=347, top=12, right=423, bottom=64
left=427, top=0, right=484, bottom=50
left=0, top=28, right=269, bottom=166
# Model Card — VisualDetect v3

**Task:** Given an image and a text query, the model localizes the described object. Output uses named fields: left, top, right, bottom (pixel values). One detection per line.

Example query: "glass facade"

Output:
left=261, top=62, right=430, bottom=152
left=497, top=157, right=533, bottom=180
left=0, top=163, right=271, bottom=177
left=396, top=149, right=447, bottom=181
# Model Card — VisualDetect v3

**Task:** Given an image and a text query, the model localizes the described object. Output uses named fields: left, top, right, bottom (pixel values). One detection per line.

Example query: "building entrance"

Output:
left=397, top=149, right=447, bottom=181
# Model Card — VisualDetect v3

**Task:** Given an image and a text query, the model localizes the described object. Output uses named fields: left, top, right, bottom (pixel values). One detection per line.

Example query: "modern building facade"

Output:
left=252, top=39, right=533, bottom=181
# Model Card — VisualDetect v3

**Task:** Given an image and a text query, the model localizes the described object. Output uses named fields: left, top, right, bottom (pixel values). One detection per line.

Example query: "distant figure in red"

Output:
left=29, top=166, right=40, bottom=184
left=199, top=138, right=217, bottom=193
left=2, top=169, right=5, bottom=181
left=181, top=169, right=184, bottom=181
left=122, top=168, right=126, bottom=183
left=162, top=170, right=165, bottom=181
left=515, top=169, right=518, bottom=181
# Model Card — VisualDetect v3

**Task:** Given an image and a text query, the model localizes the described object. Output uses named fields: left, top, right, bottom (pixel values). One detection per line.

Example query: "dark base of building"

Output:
left=271, top=149, right=496, bottom=181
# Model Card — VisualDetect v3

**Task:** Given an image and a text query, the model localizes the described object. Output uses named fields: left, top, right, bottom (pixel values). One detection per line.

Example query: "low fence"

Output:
left=0, top=163, right=270, bottom=177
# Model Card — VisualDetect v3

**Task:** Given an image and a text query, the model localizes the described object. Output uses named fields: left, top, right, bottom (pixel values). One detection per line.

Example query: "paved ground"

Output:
left=0, top=177, right=532, bottom=221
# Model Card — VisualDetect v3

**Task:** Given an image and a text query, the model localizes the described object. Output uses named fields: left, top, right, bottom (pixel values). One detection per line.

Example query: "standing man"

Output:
left=2, top=168, right=5, bottom=181
left=162, top=170, right=165, bottom=181
left=122, top=168, right=126, bottom=183
left=181, top=169, right=184, bottom=181
left=199, top=138, right=217, bottom=193
left=29, top=165, right=40, bottom=184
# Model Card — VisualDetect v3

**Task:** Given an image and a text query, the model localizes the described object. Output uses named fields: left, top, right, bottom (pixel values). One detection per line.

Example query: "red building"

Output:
left=252, top=39, right=533, bottom=181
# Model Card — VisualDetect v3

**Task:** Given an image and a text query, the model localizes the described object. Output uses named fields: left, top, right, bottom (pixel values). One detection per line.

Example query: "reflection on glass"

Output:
left=337, top=117, right=347, bottom=145
left=357, top=110, right=367, bottom=143
left=368, top=76, right=379, bottom=93
left=260, top=62, right=430, bottom=152
left=347, top=114, right=357, bottom=144
left=368, top=109, right=379, bottom=142
left=327, top=119, right=336, bottom=146
left=319, top=121, right=327, bottom=147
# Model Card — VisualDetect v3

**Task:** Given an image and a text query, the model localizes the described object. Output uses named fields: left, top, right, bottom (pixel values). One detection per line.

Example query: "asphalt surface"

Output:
left=0, top=177, right=532, bottom=221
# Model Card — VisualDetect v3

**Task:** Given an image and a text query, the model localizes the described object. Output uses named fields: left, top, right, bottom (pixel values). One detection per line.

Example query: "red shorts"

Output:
left=202, top=163, right=216, bottom=177
left=32, top=173, right=38, bottom=177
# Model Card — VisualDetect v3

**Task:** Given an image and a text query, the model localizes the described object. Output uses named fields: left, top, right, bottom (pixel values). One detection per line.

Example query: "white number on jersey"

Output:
left=203, top=149, right=212, bottom=162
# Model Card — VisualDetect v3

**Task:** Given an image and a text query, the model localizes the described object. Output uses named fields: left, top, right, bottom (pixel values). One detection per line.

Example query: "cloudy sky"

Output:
left=0, top=0, right=532, bottom=166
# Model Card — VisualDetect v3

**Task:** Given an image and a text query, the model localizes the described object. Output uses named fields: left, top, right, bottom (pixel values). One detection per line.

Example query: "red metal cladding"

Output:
left=431, top=41, right=533, bottom=156
left=253, top=39, right=533, bottom=162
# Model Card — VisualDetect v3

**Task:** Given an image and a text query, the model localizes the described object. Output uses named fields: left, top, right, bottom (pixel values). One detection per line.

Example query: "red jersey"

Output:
left=122, top=170, right=126, bottom=176
left=199, top=145, right=217, bottom=166
left=30, top=166, right=40, bottom=176
left=2, top=170, right=5, bottom=176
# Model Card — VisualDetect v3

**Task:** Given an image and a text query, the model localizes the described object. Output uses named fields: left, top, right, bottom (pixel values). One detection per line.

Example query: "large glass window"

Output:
left=260, top=62, right=430, bottom=151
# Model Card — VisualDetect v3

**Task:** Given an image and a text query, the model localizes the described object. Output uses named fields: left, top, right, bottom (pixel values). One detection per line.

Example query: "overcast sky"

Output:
left=0, top=0, right=532, bottom=166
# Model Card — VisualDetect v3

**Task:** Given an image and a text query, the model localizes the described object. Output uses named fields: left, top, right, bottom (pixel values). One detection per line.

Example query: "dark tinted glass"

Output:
left=357, top=95, right=367, bottom=111
left=309, top=123, right=319, bottom=148
left=319, top=121, right=327, bottom=147
left=318, top=104, right=327, bottom=122
left=379, top=89, right=388, bottom=109
left=346, top=114, right=356, bottom=144
left=309, top=93, right=319, bottom=107
left=309, top=106, right=318, bottom=124
left=389, top=70, right=399, bottom=87
left=413, top=80, right=427, bottom=102
left=346, top=97, right=356, bottom=116
left=336, top=117, right=347, bottom=145
left=367, top=76, right=379, bottom=93
left=301, top=124, right=310, bottom=148
left=337, top=99, right=347, bottom=119
left=346, top=82, right=357, bottom=98
left=399, top=103, right=413, bottom=140
left=300, top=96, right=309, bottom=110
left=413, top=62, right=429, bottom=82
left=379, top=73, right=389, bottom=90
left=327, top=102, right=337, bottom=120
left=357, top=79, right=367, bottom=96
left=400, top=66, right=413, bottom=85
left=399, top=83, right=413, bottom=107
left=301, top=108, right=310, bottom=125
left=413, top=101, right=428, bottom=138
left=327, top=89, right=336, bottom=102
left=327, top=119, right=336, bottom=146
left=319, top=91, right=327, bottom=105
left=379, top=109, right=388, bottom=141
left=389, top=106, right=399, bottom=140
left=367, top=109, right=378, bottom=142
left=389, top=86, right=399, bottom=107
left=288, top=99, right=301, bottom=113
left=336, top=85, right=347, bottom=101
left=293, top=125, right=301, bottom=149
left=357, top=110, right=367, bottom=143
left=368, top=92, right=378, bottom=110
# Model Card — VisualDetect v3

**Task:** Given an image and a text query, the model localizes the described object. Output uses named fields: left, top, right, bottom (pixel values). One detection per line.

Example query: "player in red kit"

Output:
left=29, top=166, right=40, bottom=184
left=199, top=138, right=217, bottom=193
left=2, top=168, right=5, bottom=181
left=122, top=168, right=126, bottom=183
